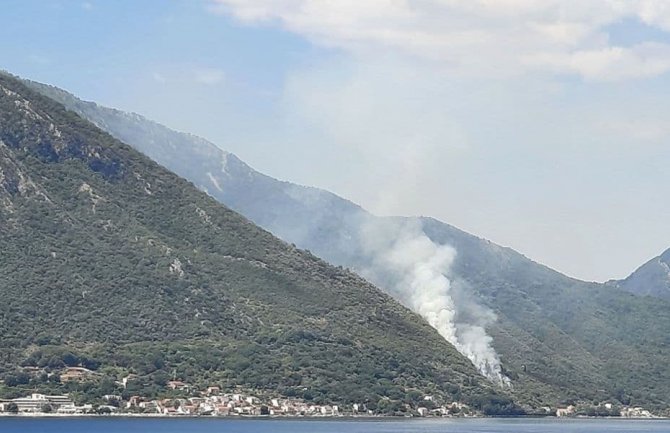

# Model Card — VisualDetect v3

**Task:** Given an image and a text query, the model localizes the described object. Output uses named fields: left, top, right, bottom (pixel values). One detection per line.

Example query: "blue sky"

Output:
left=4, top=0, right=670, bottom=282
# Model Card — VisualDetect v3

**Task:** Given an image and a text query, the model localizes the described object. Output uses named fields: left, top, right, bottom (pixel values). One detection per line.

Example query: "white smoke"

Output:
left=360, top=219, right=510, bottom=386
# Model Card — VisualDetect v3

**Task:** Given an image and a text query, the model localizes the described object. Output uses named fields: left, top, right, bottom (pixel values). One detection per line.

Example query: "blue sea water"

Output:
left=0, top=418, right=669, bottom=433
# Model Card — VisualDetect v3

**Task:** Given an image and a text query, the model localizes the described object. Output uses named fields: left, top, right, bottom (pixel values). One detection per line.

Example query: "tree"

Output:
left=97, top=406, right=112, bottom=415
left=4, top=372, right=30, bottom=387
left=5, top=403, right=18, bottom=414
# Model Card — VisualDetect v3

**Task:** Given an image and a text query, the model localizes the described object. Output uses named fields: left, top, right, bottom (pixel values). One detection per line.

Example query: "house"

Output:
left=248, top=406, right=262, bottom=416
left=126, top=396, right=142, bottom=408
left=21, top=366, right=42, bottom=377
left=60, top=367, right=95, bottom=382
left=103, top=394, right=122, bottom=402
left=417, top=407, right=429, bottom=416
left=98, top=405, right=118, bottom=413
left=215, top=406, right=231, bottom=416
left=45, top=394, right=74, bottom=408
left=12, top=394, right=74, bottom=412
left=162, top=407, right=178, bottom=416
left=56, top=405, right=79, bottom=415
left=178, top=404, right=197, bottom=415
left=556, top=405, right=575, bottom=417
left=118, top=374, right=138, bottom=389
left=167, top=381, right=190, bottom=391
left=200, top=403, right=215, bottom=415
left=139, top=401, right=160, bottom=413
left=188, top=397, right=205, bottom=406
left=621, top=406, right=653, bottom=418
left=206, top=386, right=220, bottom=395
left=58, top=404, right=92, bottom=414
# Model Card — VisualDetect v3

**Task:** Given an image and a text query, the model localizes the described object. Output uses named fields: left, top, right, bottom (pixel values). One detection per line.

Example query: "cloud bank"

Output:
left=200, top=0, right=670, bottom=377
left=211, top=0, right=670, bottom=80
left=204, top=0, right=670, bottom=283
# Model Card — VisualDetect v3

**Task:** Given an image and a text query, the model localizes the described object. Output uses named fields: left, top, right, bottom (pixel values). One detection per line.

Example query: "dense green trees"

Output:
left=21, top=71, right=670, bottom=412
left=0, top=73, right=505, bottom=411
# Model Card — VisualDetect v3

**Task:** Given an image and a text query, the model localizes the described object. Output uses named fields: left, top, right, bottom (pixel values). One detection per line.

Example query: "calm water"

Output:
left=0, top=418, right=669, bottom=433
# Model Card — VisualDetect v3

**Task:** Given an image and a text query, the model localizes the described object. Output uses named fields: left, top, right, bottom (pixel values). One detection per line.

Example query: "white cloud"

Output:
left=199, top=0, right=670, bottom=282
left=210, top=0, right=670, bottom=80
left=526, top=41, right=670, bottom=80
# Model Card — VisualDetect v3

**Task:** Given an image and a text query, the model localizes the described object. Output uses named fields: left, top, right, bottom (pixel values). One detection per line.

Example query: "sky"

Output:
left=3, top=0, right=670, bottom=282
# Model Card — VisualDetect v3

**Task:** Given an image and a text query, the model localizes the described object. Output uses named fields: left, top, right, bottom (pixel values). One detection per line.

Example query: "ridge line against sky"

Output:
left=3, top=0, right=670, bottom=281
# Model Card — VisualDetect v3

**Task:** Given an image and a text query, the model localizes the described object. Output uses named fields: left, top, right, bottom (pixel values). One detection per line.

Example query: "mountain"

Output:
left=0, top=72, right=515, bottom=413
left=24, top=77, right=670, bottom=411
left=617, top=248, right=670, bottom=299
left=20, top=80, right=365, bottom=268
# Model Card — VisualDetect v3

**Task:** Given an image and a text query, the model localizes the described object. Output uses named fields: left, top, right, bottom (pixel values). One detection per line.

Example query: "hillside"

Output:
left=0, top=73, right=512, bottom=413
left=420, top=218, right=670, bottom=408
left=24, top=77, right=670, bottom=410
left=617, top=248, right=670, bottom=299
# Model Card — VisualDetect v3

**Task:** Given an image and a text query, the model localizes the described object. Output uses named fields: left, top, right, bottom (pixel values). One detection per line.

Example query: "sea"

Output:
left=0, top=418, right=669, bottom=433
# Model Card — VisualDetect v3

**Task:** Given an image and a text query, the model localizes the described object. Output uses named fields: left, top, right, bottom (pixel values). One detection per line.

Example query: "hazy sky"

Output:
left=3, top=0, right=670, bottom=282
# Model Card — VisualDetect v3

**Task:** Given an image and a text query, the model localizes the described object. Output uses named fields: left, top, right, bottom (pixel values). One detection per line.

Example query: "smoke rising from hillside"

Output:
left=360, top=219, right=510, bottom=386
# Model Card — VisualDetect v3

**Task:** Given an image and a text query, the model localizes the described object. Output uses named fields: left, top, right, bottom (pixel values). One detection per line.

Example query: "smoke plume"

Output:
left=360, top=219, right=510, bottom=386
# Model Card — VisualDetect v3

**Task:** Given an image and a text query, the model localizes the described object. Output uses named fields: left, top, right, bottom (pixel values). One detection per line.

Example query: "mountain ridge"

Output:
left=20, top=74, right=670, bottom=410
left=0, top=71, right=515, bottom=414
left=617, top=248, right=670, bottom=299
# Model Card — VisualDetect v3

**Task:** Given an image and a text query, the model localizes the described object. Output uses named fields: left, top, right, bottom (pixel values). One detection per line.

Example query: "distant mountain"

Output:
left=0, top=72, right=512, bottom=413
left=618, top=248, right=670, bottom=299
left=25, top=77, right=670, bottom=410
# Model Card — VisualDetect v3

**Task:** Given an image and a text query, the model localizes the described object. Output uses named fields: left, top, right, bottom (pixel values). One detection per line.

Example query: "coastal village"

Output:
left=0, top=377, right=471, bottom=417
left=0, top=390, right=660, bottom=418
left=0, top=366, right=477, bottom=417
left=0, top=367, right=660, bottom=418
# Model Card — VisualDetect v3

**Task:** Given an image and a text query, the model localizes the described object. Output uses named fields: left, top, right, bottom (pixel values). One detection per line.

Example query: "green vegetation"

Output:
left=21, top=73, right=670, bottom=413
left=422, top=217, right=670, bottom=410
left=0, top=73, right=512, bottom=413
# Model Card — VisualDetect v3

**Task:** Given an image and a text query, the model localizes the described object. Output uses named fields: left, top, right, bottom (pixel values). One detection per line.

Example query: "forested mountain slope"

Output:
left=0, top=73, right=509, bottom=413
left=25, top=76, right=670, bottom=411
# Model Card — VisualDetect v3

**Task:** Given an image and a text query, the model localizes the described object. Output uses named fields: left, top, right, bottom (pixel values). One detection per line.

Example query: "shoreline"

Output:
left=0, top=413, right=668, bottom=421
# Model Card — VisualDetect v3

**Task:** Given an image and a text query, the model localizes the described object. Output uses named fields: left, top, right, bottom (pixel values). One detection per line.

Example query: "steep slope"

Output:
left=25, top=77, right=670, bottom=410
left=21, top=79, right=365, bottom=267
left=420, top=218, right=670, bottom=408
left=0, top=73, right=508, bottom=412
left=617, top=248, right=670, bottom=299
